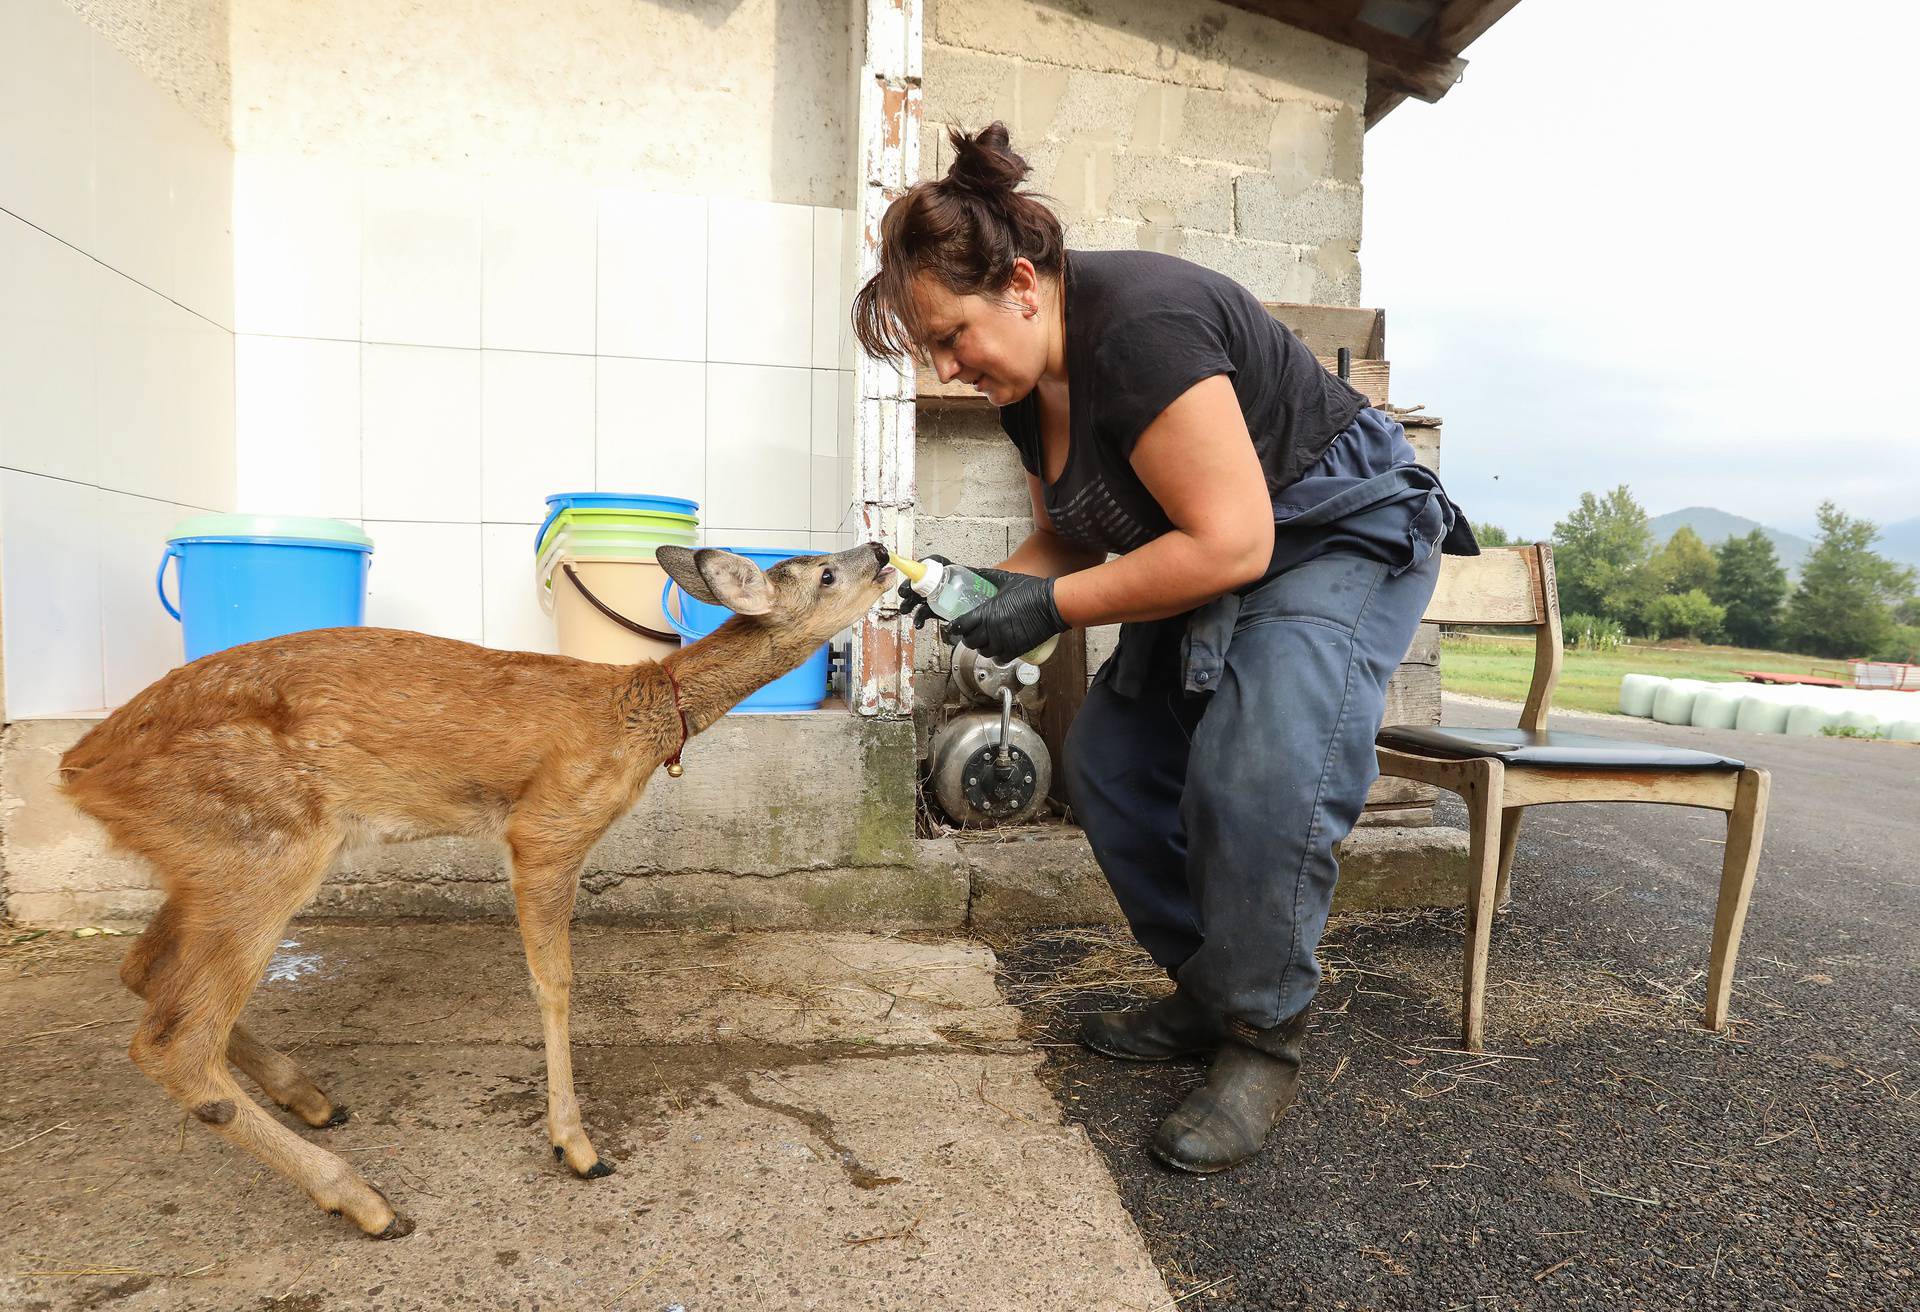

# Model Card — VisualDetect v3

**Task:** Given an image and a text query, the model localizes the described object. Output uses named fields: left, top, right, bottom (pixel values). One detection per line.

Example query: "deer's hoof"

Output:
left=371, top=1213, right=416, bottom=1241
left=576, top=1159, right=615, bottom=1181
left=322, top=1105, right=352, bottom=1129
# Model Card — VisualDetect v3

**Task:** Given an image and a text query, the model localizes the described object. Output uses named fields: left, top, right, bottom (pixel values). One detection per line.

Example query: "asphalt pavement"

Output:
left=999, top=695, right=1919, bottom=1312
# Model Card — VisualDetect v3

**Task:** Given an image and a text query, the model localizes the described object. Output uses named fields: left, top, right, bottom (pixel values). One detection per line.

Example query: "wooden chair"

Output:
left=1375, top=545, right=1771, bottom=1052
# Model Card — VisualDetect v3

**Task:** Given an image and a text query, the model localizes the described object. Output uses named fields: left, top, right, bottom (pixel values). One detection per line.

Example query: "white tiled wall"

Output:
left=599, top=190, right=705, bottom=361
left=233, top=162, right=860, bottom=656
left=0, top=0, right=235, bottom=718
left=1, top=0, right=861, bottom=716
left=234, top=336, right=360, bottom=518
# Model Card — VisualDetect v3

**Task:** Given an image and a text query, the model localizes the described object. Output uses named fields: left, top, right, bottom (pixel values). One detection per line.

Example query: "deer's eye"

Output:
left=820, top=569, right=836, bottom=587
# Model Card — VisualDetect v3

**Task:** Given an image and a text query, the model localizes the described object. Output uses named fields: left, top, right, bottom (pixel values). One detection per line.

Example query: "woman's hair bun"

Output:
left=944, top=122, right=1030, bottom=199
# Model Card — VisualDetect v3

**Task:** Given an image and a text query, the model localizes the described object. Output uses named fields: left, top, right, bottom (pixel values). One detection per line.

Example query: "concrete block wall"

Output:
left=911, top=0, right=1377, bottom=720
left=921, top=0, right=1367, bottom=305
left=911, top=404, right=1115, bottom=716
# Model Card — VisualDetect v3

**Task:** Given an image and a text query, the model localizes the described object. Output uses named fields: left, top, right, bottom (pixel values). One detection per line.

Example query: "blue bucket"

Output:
left=158, top=514, right=373, bottom=661
left=660, top=547, right=829, bottom=713
left=534, top=492, right=699, bottom=553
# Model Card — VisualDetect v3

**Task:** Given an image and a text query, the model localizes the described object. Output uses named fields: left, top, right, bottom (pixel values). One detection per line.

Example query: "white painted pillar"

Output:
left=849, top=0, right=923, bottom=718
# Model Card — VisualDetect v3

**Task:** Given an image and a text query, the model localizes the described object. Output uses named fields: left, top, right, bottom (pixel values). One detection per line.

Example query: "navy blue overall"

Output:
left=1064, top=407, right=1472, bottom=1029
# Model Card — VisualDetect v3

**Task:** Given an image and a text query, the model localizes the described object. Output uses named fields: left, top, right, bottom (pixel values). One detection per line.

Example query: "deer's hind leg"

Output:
left=227, top=1023, right=348, bottom=1130
left=122, top=897, right=345, bottom=1129
left=130, top=841, right=413, bottom=1239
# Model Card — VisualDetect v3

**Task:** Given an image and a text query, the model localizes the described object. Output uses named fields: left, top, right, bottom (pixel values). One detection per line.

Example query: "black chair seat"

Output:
left=1377, top=725, right=1744, bottom=772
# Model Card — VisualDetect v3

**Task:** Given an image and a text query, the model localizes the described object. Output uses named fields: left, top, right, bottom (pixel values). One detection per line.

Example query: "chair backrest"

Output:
left=1423, top=544, right=1563, bottom=732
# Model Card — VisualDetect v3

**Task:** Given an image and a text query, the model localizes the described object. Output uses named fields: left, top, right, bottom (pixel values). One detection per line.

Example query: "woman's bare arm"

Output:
left=1050, top=375, right=1273, bottom=626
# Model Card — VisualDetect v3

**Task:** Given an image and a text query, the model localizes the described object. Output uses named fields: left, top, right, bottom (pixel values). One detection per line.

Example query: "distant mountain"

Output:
left=1647, top=507, right=1814, bottom=578
left=1876, top=516, right=1920, bottom=570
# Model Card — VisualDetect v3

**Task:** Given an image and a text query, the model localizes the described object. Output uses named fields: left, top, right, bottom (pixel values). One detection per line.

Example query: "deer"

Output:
left=57, top=542, right=896, bottom=1240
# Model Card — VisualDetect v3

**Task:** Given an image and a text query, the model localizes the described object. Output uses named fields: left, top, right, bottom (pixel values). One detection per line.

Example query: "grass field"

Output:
left=1439, top=634, right=1850, bottom=716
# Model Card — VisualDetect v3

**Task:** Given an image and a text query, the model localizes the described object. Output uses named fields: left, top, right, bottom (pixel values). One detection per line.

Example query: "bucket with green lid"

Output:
left=159, top=514, right=374, bottom=661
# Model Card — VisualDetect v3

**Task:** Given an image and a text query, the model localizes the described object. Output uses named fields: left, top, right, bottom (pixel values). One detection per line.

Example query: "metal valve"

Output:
left=951, top=644, right=1041, bottom=704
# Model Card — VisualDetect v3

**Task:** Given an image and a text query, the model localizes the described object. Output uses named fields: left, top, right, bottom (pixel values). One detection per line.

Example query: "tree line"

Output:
left=1473, top=490, right=1920, bottom=660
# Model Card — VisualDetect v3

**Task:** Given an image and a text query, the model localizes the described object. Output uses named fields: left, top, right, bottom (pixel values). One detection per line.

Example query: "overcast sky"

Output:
left=1362, top=0, right=1919, bottom=541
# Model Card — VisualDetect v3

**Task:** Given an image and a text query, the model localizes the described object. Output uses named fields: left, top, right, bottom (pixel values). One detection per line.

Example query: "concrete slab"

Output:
left=959, top=822, right=1470, bottom=930
left=4, top=714, right=934, bottom=930
left=0, top=927, right=1168, bottom=1311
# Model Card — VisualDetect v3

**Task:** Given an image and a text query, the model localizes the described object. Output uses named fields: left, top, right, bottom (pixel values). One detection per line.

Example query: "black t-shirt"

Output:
left=999, top=249, right=1367, bottom=556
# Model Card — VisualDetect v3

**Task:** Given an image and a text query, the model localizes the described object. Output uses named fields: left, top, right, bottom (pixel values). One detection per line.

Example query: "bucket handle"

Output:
left=533, top=502, right=566, bottom=554
left=560, top=563, right=678, bottom=644
left=660, top=579, right=709, bottom=643
left=156, top=544, right=183, bottom=621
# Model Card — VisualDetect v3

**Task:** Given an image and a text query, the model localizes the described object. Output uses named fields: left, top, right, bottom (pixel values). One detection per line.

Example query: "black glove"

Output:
left=949, top=571, right=1067, bottom=662
left=894, top=555, right=1019, bottom=629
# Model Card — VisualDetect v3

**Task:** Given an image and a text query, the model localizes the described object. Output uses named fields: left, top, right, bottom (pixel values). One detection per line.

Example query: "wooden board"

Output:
left=1383, top=660, right=1440, bottom=725
left=1403, top=623, right=1442, bottom=666
left=1366, top=659, right=1440, bottom=812
left=1215, top=2, right=1466, bottom=103
left=915, top=366, right=987, bottom=408
left=1033, top=628, right=1088, bottom=808
left=917, top=353, right=1387, bottom=407
left=1366, top=775, right=1438, bottom=808
left=916, top=301, right=1386, bottom=409
left=1425, top=548, right=1542, bottom=626
left=1316, top=357, right=1389, bottom=405
left=1263, top=303, right=1385, bottom=359
left=1357, top=803, right=1436, bottom=827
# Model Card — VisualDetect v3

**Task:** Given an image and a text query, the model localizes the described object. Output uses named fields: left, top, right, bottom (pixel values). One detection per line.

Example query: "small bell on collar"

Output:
left=662, top=663, right=690, bottom=779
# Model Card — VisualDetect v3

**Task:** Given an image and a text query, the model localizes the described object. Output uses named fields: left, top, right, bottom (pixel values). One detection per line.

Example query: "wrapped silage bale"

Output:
left=1834, top=707, right=1883, bottom=737
left=1868, top=691, right=1915, bottom=726
left=1690, top=685, right=1745, bottom=730
left=1885, top=719, right=1920, bottom=742
left=1652, top=679, right=1708, bottom=725
left=1734, top=691, right=1793, bottom=735
left=1785, top=702, right=1841, bottom=737
left=1619, top=674, right=1664, bottom=718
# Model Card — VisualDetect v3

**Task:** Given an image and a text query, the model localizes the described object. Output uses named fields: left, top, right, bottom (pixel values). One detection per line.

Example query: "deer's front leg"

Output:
left=507, top=851, right=610, bottom=1179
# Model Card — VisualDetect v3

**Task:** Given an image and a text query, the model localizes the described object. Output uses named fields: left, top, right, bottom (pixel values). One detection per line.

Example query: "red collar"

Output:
left=663, top=664, right=690, bottom=778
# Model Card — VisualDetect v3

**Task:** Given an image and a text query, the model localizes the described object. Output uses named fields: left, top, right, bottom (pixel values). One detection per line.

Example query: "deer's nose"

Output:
left=867, top=542, right=889, bottom=572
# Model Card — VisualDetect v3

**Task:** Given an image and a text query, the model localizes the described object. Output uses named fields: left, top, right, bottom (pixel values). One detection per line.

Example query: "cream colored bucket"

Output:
left=549, top=556, right=678, bottom=665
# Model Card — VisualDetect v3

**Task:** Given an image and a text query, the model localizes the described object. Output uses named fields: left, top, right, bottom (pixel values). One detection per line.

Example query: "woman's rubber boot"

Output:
left=1079, top=990, right=1225, bottom=1062
left=1149, top=1008, right=1309, bottom=1173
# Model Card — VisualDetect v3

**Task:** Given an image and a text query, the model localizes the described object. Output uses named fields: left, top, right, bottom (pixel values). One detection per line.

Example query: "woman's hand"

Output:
left=949, top=572, right=1068, bottom=661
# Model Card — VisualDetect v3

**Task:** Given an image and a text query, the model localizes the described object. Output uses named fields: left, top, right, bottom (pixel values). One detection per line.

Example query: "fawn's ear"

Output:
left=657, top=546, right=773, bottom=616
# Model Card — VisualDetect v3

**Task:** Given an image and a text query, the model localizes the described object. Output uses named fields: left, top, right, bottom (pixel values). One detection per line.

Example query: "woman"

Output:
left=854, top=124, right=1475, bottom=1174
